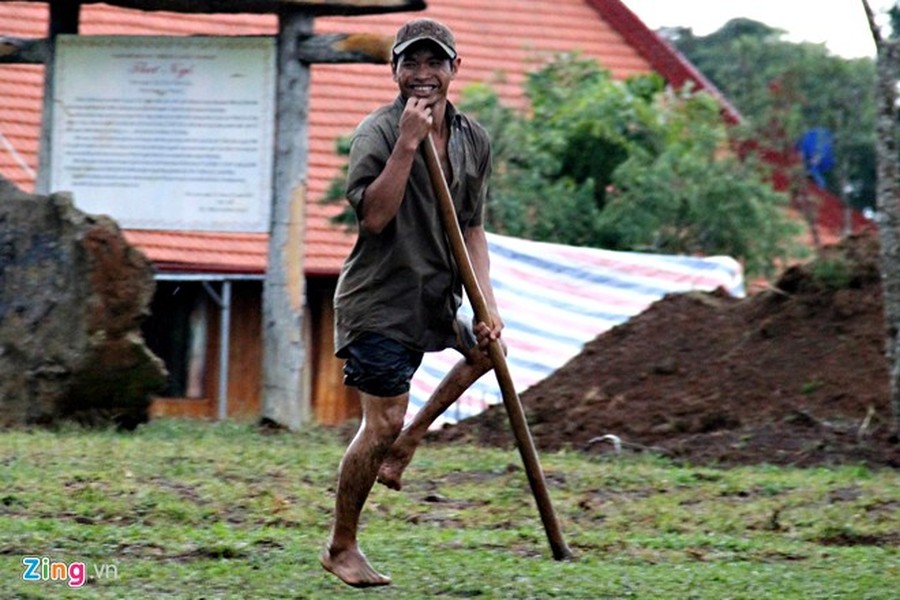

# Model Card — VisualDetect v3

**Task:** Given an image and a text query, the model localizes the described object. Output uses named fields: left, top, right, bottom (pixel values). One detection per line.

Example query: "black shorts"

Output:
left=342, top=319, right=477, bottom=398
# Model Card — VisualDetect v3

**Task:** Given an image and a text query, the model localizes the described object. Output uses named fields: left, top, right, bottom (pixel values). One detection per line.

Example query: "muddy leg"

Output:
left=377, top=355, right=491, bottom=491
left=322, top=393, right=406, bottom=587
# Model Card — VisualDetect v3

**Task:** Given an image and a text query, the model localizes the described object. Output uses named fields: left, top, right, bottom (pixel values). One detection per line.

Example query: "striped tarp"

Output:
left=408, top=233, right=745, bottom=427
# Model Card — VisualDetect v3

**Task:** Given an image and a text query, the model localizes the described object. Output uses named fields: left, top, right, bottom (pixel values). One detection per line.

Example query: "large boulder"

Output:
left=0, top=176, right=166, bottom=428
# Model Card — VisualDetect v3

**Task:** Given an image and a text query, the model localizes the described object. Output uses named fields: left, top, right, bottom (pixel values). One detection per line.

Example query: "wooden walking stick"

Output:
left=423, top=134, right=573, bottom=561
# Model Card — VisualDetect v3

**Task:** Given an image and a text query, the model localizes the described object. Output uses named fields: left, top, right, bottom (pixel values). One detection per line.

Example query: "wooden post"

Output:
left=35, top=0, right=80, bottom=194
left=262, top=10, right=312, bottom=429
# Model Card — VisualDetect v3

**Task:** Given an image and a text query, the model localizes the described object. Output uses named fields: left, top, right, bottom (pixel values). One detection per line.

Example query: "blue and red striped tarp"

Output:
left=408, top=233, right=745, bottom=427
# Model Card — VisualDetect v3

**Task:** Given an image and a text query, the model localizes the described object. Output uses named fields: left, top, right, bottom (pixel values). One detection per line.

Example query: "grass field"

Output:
left=0, top=419, right=897, bottom=599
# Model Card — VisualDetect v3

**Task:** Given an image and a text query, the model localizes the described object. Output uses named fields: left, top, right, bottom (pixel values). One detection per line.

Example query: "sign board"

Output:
left=50, top=36, right=276, bottom=232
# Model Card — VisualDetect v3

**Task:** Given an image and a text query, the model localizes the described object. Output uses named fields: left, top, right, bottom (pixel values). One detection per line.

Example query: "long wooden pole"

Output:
left=423, top=135, right=572, bottom=561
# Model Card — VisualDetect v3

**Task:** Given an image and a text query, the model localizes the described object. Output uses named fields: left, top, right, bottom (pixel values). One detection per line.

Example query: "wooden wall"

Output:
left=227, top=283, right=263, bottom=419
left=307, top=276, right=361, bottom=425
left=150, top=277, right=360, bottom=425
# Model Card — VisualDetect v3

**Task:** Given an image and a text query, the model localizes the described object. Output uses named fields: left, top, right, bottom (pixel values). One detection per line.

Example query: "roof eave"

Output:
left=151, top=261, right=265, bottom=275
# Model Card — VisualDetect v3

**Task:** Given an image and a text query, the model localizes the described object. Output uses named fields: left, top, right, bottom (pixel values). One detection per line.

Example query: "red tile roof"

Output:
left=122, top=229, right=269, bottom=273
left=1, top=0, right=711, bottom=275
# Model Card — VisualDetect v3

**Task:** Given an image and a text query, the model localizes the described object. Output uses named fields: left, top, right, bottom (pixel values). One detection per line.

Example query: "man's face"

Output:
left=393, top=44, right=458, bottom=105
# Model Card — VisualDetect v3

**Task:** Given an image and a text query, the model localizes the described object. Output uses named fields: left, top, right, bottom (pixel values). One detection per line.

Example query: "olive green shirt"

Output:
left=334, top=97, right=492, bottom=355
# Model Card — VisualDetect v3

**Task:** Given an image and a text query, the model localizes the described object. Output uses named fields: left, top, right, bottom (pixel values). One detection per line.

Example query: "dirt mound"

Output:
left=433, top=233, right=899, bottom=468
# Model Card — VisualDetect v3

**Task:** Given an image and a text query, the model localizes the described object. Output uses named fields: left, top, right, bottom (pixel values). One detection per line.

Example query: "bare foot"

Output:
left=321, top=546, right=391, bottom=588
left=376, top=446, right=414, bottom=491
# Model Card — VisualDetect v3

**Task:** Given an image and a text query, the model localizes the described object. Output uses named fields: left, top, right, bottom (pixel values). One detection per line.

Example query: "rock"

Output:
left=0, top=176, right=166, bottom=428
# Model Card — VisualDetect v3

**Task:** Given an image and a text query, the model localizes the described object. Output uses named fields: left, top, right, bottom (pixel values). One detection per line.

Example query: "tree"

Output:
left=597, top=88, right=801, bottom=276
left=458, top=54, right=802, bottom=277
left=664, top=19, right=878, bottom=217
left=863, top=0, right=900, bottom=434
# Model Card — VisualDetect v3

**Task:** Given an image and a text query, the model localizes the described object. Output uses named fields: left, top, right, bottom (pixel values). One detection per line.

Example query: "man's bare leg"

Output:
left=322, top=393, right=407, bottom=587
left=377, top=353, right=491, bottom=491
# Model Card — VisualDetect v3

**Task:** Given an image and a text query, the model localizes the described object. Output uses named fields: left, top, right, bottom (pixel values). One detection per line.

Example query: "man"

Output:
left=320, top=18, right=504, bottom=588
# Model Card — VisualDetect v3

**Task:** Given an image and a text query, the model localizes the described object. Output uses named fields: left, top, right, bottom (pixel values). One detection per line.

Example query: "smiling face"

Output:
left=392, top=42, right=459, bottom=106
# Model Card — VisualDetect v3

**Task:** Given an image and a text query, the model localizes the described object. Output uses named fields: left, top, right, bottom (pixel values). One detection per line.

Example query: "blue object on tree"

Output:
left=797, top=128, right=835, bottom=187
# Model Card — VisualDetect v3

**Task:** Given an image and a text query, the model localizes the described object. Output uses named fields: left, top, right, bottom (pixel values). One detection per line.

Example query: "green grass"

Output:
left=0, top=419, right=897, bottom=599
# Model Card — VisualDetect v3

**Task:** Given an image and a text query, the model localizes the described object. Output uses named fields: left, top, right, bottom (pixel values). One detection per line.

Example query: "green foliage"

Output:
left=892, top=3, right=900, bottom=39
left=598, top=89, right=803, bottom=276
left=811, top=256, right=853, bottom=290
left=321, top=135, right=357, bottom=230
left=460, top=54, right=802, bottom=277
left=664, top=19, right=878, bottom=211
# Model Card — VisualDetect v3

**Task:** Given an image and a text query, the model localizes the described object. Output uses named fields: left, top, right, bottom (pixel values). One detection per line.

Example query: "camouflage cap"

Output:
left=392, top=18, right=457, bottom=61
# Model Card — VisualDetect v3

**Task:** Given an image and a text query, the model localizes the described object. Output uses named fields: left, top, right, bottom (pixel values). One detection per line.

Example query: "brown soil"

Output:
left=432, top=233, right=900, bottom=468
